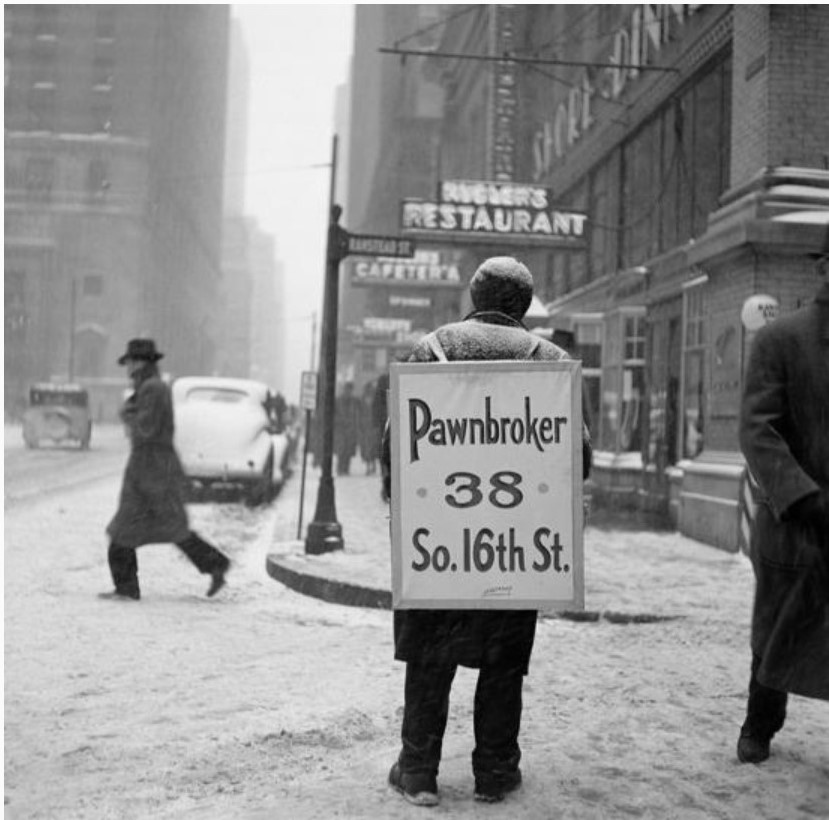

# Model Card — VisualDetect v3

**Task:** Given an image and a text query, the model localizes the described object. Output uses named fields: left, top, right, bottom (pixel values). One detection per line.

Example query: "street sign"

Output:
left=346, top=233, right=415, bottom=258
left=389, top=360, right=584, bottom=610
left=300, top=371, right=318, bottom=411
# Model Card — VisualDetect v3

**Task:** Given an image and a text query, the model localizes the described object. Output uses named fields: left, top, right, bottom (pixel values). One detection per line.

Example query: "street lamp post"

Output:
left=305, top=135, right=348, bottom=554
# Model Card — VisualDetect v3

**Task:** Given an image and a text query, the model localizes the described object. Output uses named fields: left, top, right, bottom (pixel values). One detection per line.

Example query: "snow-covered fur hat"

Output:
left=469, top=256, right=534, bottom=320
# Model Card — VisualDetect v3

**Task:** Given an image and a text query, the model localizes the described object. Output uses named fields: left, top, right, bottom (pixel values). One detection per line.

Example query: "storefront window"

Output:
left=600, top=309, right=645, bottom=453
left=645, top=310, right=682, bottom=469
left=620, top=314, right=645, bottom=452
left=682, top=283, right=706, bottom=458
left=573, top=318, right=603, bottom=442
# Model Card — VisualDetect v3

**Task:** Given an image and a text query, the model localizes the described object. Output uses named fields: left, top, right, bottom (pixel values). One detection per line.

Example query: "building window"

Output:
left=24, top=157, right=54, bottom=197
left=31, top=39, right=57, bottom=86
left=91, top=93, right=112, bottom=134
left=87, top=159, right=110, bottom=195
left=600, top=308, right=645, bottom=453
left=573, top=318, right=603, bottom=443
left=682, top=280, right=707, bottom=458
left=82, top=275, right=103, bottom=296
left=588, top=151, right=621, bottom=278
left=28, top=84, right=56, bottom=130
left=5, top=270, right=28, bottom=339
left=94, top=6, right=117, bottom=41
left=92, top=54, right=114, bottom=90
left=620, top=313, right=646, bottom=452
left=33, top=6, right=59, bottom=40
left=644, top=308, right=682, bottom=470
left=613, top=54, right=732, bottom=270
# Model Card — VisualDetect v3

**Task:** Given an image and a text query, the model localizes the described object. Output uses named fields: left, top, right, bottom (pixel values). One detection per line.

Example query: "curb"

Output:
left=541, top=610, right=685, bottom=624
left=266, top=553, right=392, bottom=610
left=264, top=555, right=682, bottom=625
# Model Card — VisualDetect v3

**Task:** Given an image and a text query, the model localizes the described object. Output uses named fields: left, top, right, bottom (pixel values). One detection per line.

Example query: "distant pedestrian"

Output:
left=359, top=381, right=378, bottom=475
left=736, top=247, right=829, bottom=764
left=382, top=257, right=592, bottom=806
left=100, top=338, right=230, bottom=601
left=334, top=381, right=361, bottom=476
left=372, top=372, right=390, bottom=494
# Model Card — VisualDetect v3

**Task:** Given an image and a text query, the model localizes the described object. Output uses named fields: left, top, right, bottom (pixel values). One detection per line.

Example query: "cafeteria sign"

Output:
left=389, top=360, right=584, bottom=610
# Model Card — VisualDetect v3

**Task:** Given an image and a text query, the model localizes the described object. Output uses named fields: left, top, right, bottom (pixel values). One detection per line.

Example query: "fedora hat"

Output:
left=117, top=338, right=164, bottom=365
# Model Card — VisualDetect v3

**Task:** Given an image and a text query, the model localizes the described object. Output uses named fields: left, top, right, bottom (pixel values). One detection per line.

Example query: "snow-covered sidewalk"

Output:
left=4, top=455, right=829, bottom=819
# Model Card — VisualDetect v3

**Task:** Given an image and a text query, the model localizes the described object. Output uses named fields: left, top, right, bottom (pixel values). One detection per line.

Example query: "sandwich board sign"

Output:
left=389, top=360, right=584, bottom=610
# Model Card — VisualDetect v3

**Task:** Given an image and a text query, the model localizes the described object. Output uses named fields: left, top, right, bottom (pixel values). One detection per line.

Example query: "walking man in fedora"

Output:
left=100, top=338, right=230, bottom=601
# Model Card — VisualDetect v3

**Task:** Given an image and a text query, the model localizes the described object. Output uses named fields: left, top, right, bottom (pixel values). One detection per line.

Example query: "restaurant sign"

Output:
left=401, top=179, right=587, bottom=245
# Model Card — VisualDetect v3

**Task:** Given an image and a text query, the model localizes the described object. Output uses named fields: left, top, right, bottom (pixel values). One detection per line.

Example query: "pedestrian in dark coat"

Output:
left=358, top=380, right=378, bottom=475
left=101, top=338, right=230, bottom=601
left=384, top=257, right=592, bottom=807
left=334, top=381, right=362, bottom=476
left=374, top=371, right=391, bottom=501
left=736, top=252, right=829, bottom=764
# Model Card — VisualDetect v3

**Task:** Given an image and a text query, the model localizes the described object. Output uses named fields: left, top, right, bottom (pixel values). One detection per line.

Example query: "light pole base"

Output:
left=305, top=520, right=344, bottom=554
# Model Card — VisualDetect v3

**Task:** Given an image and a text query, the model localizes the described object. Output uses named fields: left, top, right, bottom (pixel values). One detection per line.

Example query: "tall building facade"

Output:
left=4, top=5, right=230, bottom=420
left=342, top=5, right=829, bottom=550
left=216, top=15, right=286, bottom=392
left=340, top=5, right=461, bottom=393
left=248, top=227, right=285, bottom=392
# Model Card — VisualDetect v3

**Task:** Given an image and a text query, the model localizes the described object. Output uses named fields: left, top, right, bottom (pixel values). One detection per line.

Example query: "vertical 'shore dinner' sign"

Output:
left=390, top=360, right=584, bottom=610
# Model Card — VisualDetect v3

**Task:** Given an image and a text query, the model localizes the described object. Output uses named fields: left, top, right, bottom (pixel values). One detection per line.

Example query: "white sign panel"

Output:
left=299, top=371, right=318, bottom=411
left=390, top=360, right=584, bottom=610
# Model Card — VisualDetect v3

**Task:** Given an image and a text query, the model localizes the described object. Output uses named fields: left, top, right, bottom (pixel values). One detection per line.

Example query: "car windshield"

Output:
left=29, top=388, right=88, bottom=407
left=185, top=388, right=249, bottom=404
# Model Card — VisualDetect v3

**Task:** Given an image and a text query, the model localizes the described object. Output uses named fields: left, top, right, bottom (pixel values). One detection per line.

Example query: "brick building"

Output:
left=502, top=5, right=829, bottom=548
left=343, top=5, right=829, bottom=550
left=4, top=5, right=230, bottom=420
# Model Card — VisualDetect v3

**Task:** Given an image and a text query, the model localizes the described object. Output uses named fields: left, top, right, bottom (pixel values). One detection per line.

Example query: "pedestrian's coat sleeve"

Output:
left=739, top=326, right=820, bottom=521
left=129, top=380, right=167, bottom=445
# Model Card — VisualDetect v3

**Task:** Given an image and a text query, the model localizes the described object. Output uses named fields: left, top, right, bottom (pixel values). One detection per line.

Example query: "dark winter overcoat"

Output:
left=739, top=282, right=829, bottom=700
left=387, top=310, right=593, bottom=673
left=106, top=368, right=190, bottom=548
left=334, top=392, right=362, bottom=462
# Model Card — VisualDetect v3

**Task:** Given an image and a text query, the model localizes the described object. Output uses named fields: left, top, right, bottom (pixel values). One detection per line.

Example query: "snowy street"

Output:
left=4, top=425, right=829, bottom=819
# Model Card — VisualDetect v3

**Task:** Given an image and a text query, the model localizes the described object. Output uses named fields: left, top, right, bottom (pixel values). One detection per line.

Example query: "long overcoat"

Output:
left=387, top=310, right=592, bottom=673
left=739, top=282, right=829, bottom=700
left=106, top=368, right=190, bottom=548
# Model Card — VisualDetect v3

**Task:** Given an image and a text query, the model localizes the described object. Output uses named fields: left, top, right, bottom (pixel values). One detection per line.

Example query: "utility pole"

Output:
left=305, top=135, right=349, bottom=554
left=310, top=310, right=318, bottom=369
left=68, top=279, right=77, bottom=381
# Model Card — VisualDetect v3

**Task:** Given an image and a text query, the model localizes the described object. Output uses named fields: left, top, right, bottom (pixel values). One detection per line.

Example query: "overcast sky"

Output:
left=232, top=3, right=355, bottom=399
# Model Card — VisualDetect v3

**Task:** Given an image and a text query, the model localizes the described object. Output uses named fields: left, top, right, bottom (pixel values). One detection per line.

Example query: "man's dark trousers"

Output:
left=108, top=533, right=228, bottom=596
left=398, top=659, right=523, bottom=782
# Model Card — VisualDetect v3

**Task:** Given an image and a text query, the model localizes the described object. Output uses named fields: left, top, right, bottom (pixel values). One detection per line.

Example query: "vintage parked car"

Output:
left=172, top=376, right=290, bottom=505
left=22, top=382, right=92, bottom=450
